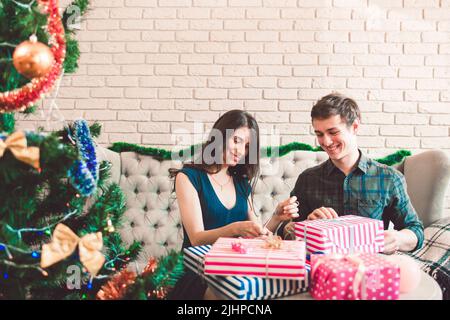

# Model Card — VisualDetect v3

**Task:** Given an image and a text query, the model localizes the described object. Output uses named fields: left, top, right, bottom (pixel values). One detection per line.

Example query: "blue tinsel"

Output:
left=67, top=120, right=99, bottom=196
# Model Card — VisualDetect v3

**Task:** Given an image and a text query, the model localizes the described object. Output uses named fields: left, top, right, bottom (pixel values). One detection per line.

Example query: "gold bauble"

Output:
left=13, top=35, right=55, bottom=79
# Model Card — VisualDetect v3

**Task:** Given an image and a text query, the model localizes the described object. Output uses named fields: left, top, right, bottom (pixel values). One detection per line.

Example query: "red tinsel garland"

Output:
left=0, top=0, right=66, bottom=113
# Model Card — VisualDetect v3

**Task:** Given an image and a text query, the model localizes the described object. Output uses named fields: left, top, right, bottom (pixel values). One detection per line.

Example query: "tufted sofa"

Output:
left=96, top=146, right=450, bottom=275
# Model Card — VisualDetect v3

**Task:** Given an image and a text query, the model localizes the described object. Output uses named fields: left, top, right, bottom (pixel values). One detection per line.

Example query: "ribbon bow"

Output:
left=311, top=254, right=368, bottom=300
left=0, top=131, right=40, bottom=170
left=262, top=234, right=283, bottom=249
left=40, top=223, right=105, bottom=276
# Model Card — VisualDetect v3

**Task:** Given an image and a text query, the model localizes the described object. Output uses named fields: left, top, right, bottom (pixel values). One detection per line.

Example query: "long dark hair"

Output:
left=170, top=109, right=260, bottom=211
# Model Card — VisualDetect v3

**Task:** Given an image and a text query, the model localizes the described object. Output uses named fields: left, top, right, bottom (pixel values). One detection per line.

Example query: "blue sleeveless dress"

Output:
left=178, top=167, right=251, bottom=248
left=169, top=166, right=252, bottom=300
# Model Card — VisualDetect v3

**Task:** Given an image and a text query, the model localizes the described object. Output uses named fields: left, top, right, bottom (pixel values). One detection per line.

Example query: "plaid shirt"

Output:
left=289, top=150, right=424, bottom=251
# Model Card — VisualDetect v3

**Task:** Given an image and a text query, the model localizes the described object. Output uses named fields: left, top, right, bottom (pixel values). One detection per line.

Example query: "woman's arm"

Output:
left=176, top=173, right=262, bottom=246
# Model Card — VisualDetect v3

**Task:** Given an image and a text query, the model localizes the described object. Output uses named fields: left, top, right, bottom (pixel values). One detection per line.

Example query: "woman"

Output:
left=169, top=110, right=299, bottom=300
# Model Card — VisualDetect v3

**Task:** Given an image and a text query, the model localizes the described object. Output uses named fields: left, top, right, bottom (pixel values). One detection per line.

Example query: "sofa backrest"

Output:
left=97, top=147, right=450, bottom=272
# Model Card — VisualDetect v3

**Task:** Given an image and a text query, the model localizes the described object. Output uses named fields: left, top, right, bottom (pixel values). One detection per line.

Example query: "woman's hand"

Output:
left=307, top=207, right=338, bottom=220
left=274, top=196, right=300, bottom=222
left=383, top=230, right=401, bottom=254
left=230, top=221, right=268, bottom=238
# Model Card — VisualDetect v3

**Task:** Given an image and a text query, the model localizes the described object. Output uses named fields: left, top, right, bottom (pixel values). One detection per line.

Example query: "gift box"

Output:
left=184, top=245, right=310, bottom=300
left=310, top=253, right=400, bottom=300
left=204, top=237, right=306, bottom=280
left=294, top=215, right=384, bottom=254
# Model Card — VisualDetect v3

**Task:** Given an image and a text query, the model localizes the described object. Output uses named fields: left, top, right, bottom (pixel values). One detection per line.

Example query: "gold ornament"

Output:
left=40, top=224, right=105, bottom=276
left=13, top=35, right=55, bottom=79
left=0, top=131, right=40, bottom=170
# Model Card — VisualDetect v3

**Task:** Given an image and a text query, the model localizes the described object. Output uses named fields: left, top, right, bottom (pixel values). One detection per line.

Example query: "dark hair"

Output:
left=170, top=110, right=260, bottom=211
left=311, top=92, right=361, bottom=126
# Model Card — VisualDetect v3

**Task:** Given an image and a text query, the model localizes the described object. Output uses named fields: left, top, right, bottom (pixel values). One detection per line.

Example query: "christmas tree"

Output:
left=0, top=0, right=184, bottom=300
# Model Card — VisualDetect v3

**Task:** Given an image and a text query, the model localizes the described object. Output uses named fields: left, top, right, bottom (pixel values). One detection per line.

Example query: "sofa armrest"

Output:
left=96, top=145, right=121, bottom=185
left=403, top=150, right=450, bottom=228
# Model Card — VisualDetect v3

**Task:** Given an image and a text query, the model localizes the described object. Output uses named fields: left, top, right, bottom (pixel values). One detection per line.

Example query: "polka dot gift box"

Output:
left=294, top=215, right=385, bottom=254
left=310, top=253, right=401, bottom=300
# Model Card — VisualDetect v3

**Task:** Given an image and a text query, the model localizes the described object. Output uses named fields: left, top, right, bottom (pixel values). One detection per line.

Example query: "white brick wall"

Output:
left=15, top=0, right=450, bottom=213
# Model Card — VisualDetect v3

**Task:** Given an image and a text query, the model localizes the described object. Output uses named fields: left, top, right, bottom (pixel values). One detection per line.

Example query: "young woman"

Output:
left=168, top=110, right=298, bottom=300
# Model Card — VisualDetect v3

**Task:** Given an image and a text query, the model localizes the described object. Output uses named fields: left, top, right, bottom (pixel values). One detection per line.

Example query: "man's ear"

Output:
left=351, top=118, right=360, bottom=134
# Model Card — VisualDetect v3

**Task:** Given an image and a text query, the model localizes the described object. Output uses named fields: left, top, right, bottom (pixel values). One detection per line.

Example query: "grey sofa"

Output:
left=96, top=146, right=450, bottom=275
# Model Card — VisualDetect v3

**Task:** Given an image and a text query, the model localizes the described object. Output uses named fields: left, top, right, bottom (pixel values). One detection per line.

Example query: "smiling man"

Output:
left=282, top=93, right=424, bottom=254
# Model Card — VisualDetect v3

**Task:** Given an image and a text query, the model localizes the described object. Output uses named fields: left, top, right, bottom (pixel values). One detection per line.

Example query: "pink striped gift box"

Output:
left=204, top=237, right=306, bottom=280
left=294, top=215, right=384, bottom=254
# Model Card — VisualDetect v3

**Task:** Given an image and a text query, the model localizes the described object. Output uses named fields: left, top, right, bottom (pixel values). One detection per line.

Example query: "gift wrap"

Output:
left=204, top=237, right=306, bottom=279
left=310, top=253, right=400, bottom=300
left=184, top=245, right=310, bottom=300
left=294, top=215, right=384, bottom=254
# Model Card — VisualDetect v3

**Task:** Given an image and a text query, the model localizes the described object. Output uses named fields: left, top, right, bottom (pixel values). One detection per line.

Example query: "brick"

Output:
left=294, top=19, right=329, bottom=31
left=319, top=54, right=353, bottom=65
left=77, top=30, right=108, bottom=41
left=154, top=65, right=187, bottom=75
left=388, top=9, right=422, bottom=20
left=348, top=78, right=381, bottom=89
left=229, top=0, right=260, bottom=6
left=368, top=90, right=403, bottom=101
left=176, top=31, right=209, bottom=41
left=108, top=133, right=141, bottom=144
left=405, top=90, right=440, bottom=102
left=395, top=114, right=429, bottom=125
left=415, top=126, right=449, bottom=137
left=121, top=65, right=153, bottom=75
left=210, top=100, right=244, bottom=110
left=281, top=8, right=315, bottom=19
left=284, top=54, right=317, bottom=65
left=424, top=9, right=450, bottom=19
left=425, top=55, right=450, bottom=66
left=265, top=43, right=298, bottom=53
left=104, top=121, right=137, bottom=133
left=404, top=44, right=438, bottom=54
left=215, top=54, right=248, bottom=64
left=383, top=79, right=416, bottom=89
left=160, top=43, right=193, bottom=53
left=380, top=125, right=413, bottom=136
left=126, top=0, right=157, bottom=6
left=258, top=66, right=292, bottom=76
left=316, top=8, right=351, bottom=19
left=390, top=55, right=424, bottom=66
left=194, top=88, right=227, bottom=99
left=142, top=134, right=175, bottom=145
left=174, top=100, right=209, bottom=110
left=279, top=101, right=313, bottom=111
left=106, top=76, right=139, bottom=87
left=387, top=32, right=421, bottom=43
left=229, top=42, right=263, bottom=53
left=294, top=66, right=327, bottom=76
left=246, top=8, right=280, bottom=19
left=330, top=20, right=364, bottom=31
left=366, top=20, right=400, bottom=31
left=246, top=31, right=278, bottom=42
left=417, top=79, right=450, bottom=90
left=364, top=67, right=397, bottom=78
left=190, top=20, right=223, bottom=30
left=242, top=77, right=276, bottom=88
left=127, top=42, right=159, bottom=53
left=90, top=88, right=124, bottom=98
left=121, top=20, right=153, bottom=30
left=280, top=31, right=315, bottom=42
left=421, top=32, right=450, bottom=43
left=141, top=100, right=174, bottom=110
left=228, top=89, right=261, bottom=99
left=190, top=65, right=223, bottom=76
left=263, top=89, right=298, bottom=100
left=361, top=113, right=394, bottom=125
left=174, top=76, right=206, bottom=87
left=421, top=138, right=450, bottom=149
left=399, top=67, right=433, bottom=78
left=256, top=112, right=290, bottom=123
left=281, top=135, right=316, bottom=146
left=212, top=8, right=245, bottom=19
left=79, top=53, right=112, bottom=65
left=401, top=20, right=436, bottom=31
left=185, top=111, right=220, bottom=122
left=369, top=44, right=403, bottom=54
left=298, top=89, right=334, bottom=100
left=383, top=102, right=417, bottom=113
left=124, top=88, right=157, bottom=98
left=418, top=103, right=450, bottom=114
left=76, top=99, right=108, bottom=109
left=87, top=20, right=119, bottom=30
left=351, top=32, right=384, bottom=43
left=312, top=78, right=347, bottom=89
left=155, top=20, right=188, bottom=30
left=223, top=20, right=257, bottom=30
left=113, top=54, right=146, bottom=64
left=259, top=20, right=293, bottom=30
left=329, top=66, right=363, bottom=77
left=108, top=99, right=140, bottom=110
left=430, top=115, right=450, bottom=125
left=195, top=43, right=227, bottom=53
left=141, top=31, right=175, bottom=41
left=315, top=31, right=348, bottom=42
left=334, top=0, right=366, bottom=7
left=244, top=100, right=278, bottom=111
left=71, top=76, right=105, bottom=87
left=110, top=8, right=142, bottom=19
left=180, top=54, right=214, bottom=64
left=158, top=88, right=193, bottom=99
left=84, top=111, right=117, bottom=121
left=177, top=8, right=209, bottom=19
left=146, top=54, right=178, bottom=64
left=208, top=77, right=241, bottom=88
left=120, top=111, right=153, bottom=121
left=152, top=111, right=184, bottom=121
left=386, top=137, right=420, bottom=148
left=92, top=42, right=125, bottom=53
left=334, top=43, right=368, bottom=54
left=440, top=44, right=450, bottom=54
left=277, top=78, right=311, bottom=88
left=358, top=125, right=379, bottom=136
left=211, top=31, right=244, bottom=42
left=159, top=0, right=191, bottom=7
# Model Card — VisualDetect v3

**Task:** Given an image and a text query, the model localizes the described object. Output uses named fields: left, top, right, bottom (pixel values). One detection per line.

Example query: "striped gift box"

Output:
left=184, top=245, right=309, bottom=300
left=294, top=215, right=384, bottom=254
left=204, top=237, right=306, bottom=280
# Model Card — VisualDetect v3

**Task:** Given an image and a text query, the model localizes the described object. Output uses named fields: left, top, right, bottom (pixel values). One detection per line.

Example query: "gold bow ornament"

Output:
left=0, top=131, right=40, bottom=170
left=40, top=223, right=105, bottom=276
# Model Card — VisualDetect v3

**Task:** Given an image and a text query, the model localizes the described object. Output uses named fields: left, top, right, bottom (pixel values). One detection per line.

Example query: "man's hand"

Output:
left=307, top=207, right=338, bottom=220
left=384, top=230, right=401, bottom=254
left=274, top=196, right=300, bottom=221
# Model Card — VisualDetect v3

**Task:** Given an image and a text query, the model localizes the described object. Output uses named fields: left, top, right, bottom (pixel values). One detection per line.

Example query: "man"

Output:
left=273, top=93, right=424, bottom=254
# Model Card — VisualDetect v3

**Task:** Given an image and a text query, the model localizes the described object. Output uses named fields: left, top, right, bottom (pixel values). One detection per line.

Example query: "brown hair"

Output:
left=311, top=92, right=361, bottom=126
left=170, top=110, right=260, bottom=211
